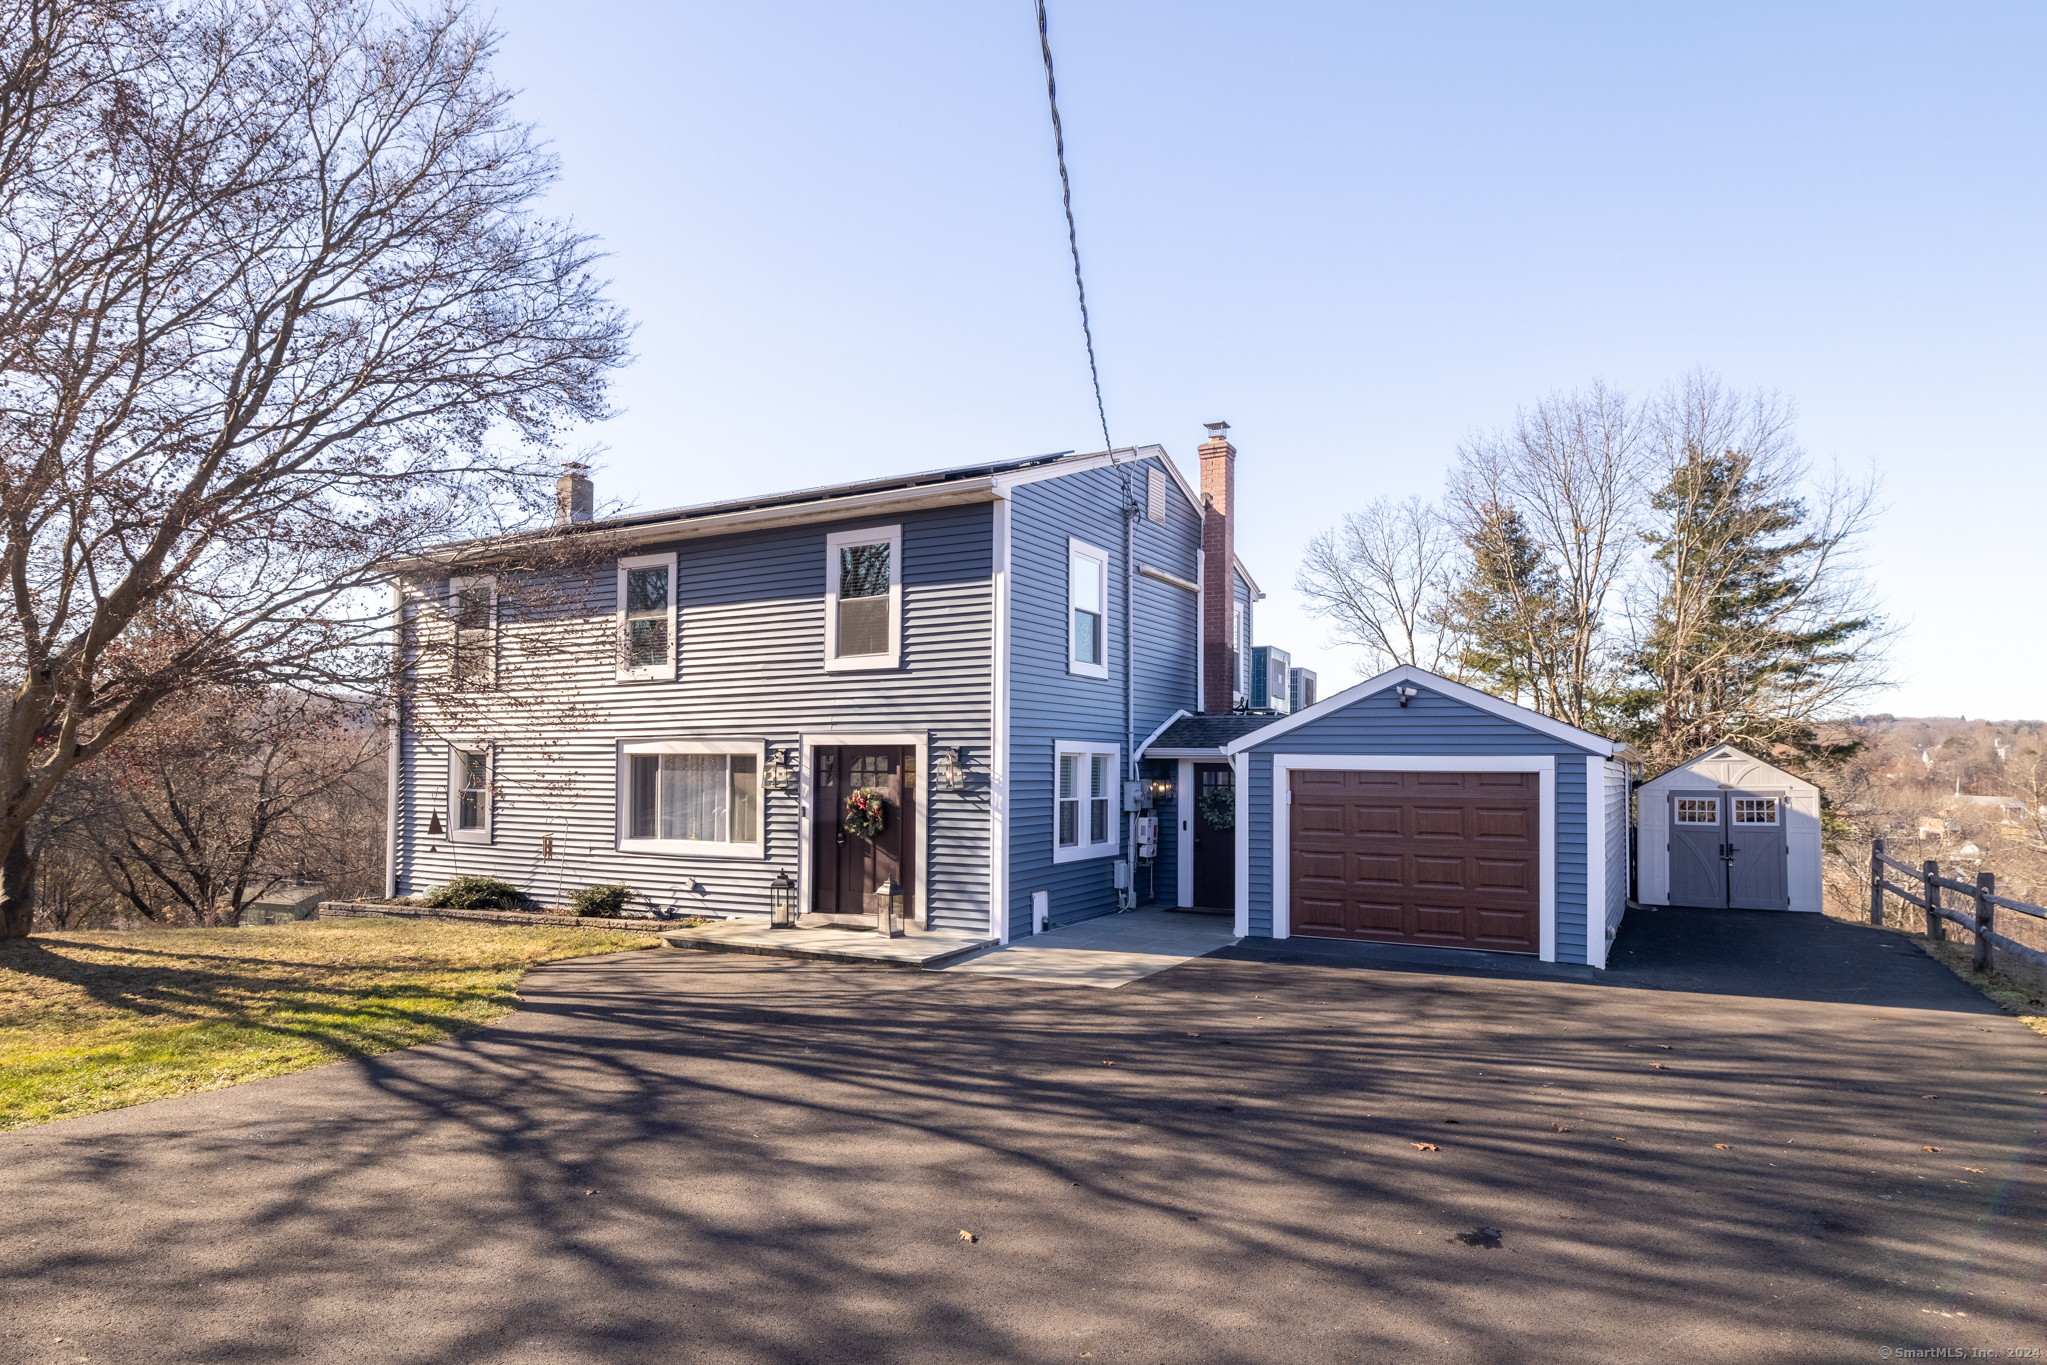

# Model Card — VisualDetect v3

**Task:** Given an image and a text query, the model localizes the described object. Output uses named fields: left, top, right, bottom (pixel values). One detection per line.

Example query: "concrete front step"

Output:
left=659, top=919, right=993, bottom=969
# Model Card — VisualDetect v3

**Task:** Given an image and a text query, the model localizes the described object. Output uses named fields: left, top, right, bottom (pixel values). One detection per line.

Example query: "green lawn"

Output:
left=0, top=917, right=656, bottom=1131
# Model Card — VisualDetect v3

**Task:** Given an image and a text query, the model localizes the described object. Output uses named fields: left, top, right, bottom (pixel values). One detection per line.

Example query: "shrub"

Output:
left=422, top=876, right=529, bottom=911
left=570, top=884, right=635, bottom=918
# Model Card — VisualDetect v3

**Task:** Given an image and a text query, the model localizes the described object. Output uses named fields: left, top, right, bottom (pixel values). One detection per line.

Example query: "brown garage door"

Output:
left=1289, top=769, right=1539, bottom=954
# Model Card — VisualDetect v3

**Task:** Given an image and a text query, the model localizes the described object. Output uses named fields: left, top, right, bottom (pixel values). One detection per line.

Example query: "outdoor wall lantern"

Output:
left=1146, top=774, right=1175, bottom=803
left=875, top=878, right=904, bottom=938
left=768, top=869, right=797, bottom=928
left=937, top=746, right=966, bottom=792
left=763, top=747, right=798, bottom=794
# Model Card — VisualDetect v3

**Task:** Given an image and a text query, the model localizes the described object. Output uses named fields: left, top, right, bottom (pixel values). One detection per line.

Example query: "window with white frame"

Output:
left=824, top=525, right=901, bottom=670
left=616, top=551, right=677, bottom=680
left=1068, top=539, right=1109, bottom=679
left=1053, top=742, right=1119, bottom=862
left=1675, top=797, right=1719, bottom=824
left=447, top=745, right=492, bottom=843
left=449, top=575, right=495, bottom=688
left=1732, top=797, right=1779, bottom=824
left=617, top=739, right=763, bottom=857
left=1146, top=467, right=1168, bottom=524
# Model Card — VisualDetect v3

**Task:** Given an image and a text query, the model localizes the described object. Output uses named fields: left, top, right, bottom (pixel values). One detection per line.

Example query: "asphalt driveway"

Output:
left=2, top=909, right=2042, bottom=1365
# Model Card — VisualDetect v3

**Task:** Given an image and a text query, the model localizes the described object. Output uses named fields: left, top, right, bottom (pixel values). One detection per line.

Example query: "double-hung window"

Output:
left=618, top=740, right=763, bottom=858
left=447, top=745, right=492, bottom=843
left=616, top=552, right=677, bottom=680
left=824, top=525, right=901, bottom=671
left=1068, top=539, right=1109, bottom=679
left=1053, top=741, right=1119, bottom=863
left=449, top=575, right=496, bottom=688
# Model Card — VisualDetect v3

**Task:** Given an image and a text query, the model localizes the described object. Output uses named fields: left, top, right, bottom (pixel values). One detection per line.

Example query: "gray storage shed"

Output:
left=1637, top=745, right=1822, bottom=913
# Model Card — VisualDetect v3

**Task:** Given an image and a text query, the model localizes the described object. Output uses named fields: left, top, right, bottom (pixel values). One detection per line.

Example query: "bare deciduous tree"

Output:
left=0, top=0, right=631, bottom=937
left=1295, top=496, right=1462, bottom=676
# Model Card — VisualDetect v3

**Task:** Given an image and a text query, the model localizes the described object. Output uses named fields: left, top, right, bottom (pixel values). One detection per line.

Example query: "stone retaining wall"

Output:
left=316, top=902, right=695, bottom=935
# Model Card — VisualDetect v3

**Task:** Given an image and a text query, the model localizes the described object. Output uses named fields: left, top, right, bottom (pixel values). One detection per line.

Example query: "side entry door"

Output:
left=1668, top=792, right=1726, bottom=908
left=1725, top=793, right=1788, bottom=910
left=1191, top=762, right=1235, bottom=910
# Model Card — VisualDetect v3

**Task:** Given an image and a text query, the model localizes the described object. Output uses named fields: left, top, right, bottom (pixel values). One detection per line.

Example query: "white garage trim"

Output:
left=1585, top=754, right=1606, bottom=970
left=1268, top=754, right=1557, bottom=963
left=1233, top=751, right=1251, bottom=939
left=1175, top=757, right=1194, bottom=910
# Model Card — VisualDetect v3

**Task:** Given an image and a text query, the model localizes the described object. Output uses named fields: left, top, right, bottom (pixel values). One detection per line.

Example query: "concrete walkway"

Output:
left=659, top=918, right=990, bottom=968
left=939, top=905, right=1238, bottom=986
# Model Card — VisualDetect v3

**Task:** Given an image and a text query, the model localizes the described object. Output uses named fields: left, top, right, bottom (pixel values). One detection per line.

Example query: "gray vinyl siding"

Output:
left=1240, top=683, right=1603, bottom=963
left=1603, top=758, right=1630, bottom=940
left=395, top=502, right=995, bottom=934
left=1005, top=456, right=1202, bottom=936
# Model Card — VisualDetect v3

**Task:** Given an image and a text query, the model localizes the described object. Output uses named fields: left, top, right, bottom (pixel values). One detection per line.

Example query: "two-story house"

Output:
left=384, top=424, right=1265, bottom=942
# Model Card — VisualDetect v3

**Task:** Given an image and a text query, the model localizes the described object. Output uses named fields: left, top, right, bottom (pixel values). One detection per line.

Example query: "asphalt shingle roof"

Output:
left=1145, top=713, right=1286, bottom=752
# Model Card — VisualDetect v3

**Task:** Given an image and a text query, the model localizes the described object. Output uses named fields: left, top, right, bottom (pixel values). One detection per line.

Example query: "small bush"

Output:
left=422, top=876, right=529, bottom=911
left=570, top=884, right=635, bottom=918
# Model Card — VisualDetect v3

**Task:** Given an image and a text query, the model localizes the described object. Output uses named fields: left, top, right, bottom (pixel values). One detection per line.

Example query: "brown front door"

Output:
left=1192, top=762, right=1235, bottom=910
left=812, top=745, right=917, bottom=918
left=1289, top=769, right=1539, bottom=954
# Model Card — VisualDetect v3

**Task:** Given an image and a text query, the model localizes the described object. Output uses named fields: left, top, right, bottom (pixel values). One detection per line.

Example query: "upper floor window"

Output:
left=1068, top=539, right=1108, bottom=679
left=447, top=744, right=492, bottom=843
left=1053, top=742, right=1120, bottom=863
left=617, top=739, right=764, bottom=858
left=616, top=552, right=677, bottom=681
left=449, top=575, right=495, bottom=689
left=824, top=525, right=901, bottom=671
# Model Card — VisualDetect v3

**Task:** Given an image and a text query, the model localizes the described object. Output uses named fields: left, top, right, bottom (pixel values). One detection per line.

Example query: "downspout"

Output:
left=1118, top=456, right=1138, bottom=910
left=383, top=581, right=402, bottom=900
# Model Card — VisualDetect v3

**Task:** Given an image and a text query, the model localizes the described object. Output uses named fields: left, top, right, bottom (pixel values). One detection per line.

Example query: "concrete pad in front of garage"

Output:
left=1, top=907, right=2041, bottom=1365
left=938, top=906, right=1239, bottom=987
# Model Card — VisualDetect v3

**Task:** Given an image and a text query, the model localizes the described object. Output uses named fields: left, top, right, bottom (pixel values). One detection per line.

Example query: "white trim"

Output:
left=1223, top=663, right=1616, bottom=758
left=615, top=738, right=767, bottom=860
left=1585, top=754, right=1607, bottom=970
left=1136, top=709, right=1190, bottom=759
left=823, top=524, right=903, bottom=672
left=615, top=550, right=678, bottom=682
left=1233, top=751, right=1250, bottom=938
left=1193, top=549, right=1206, bottom=716
left=385, top=583, right=403, bottom=899
left=446, top=742, right=493, bottom=845
left=799, top=732, right=930, bottom=925
left=1051, top=740, right=1121, bottom=863
left=990, top=498, right=1012, bottom=943
left=1232, top=554, right=1263, bottom=601
left=1266, top=754, right=1557, bottom=963
left=1176, top=758, right=1194, bottom=909
left=1066, top=537, right=1110, bottom=679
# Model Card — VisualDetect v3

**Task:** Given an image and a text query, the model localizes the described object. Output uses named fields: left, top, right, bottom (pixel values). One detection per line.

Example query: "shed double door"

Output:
left=1289, top=769, right=1539, bottom=954
left=812, top=745, right=916, bottom=920
left=1669, top=791, right=1787, bottom=910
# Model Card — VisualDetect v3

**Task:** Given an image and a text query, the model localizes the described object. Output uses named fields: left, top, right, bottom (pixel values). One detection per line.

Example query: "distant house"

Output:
left=383, top=425, right=1285, bottom=941
left=1947, top=793, right=2028, bottom=822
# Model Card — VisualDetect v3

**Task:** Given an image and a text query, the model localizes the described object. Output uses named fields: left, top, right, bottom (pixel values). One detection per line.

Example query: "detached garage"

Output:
left=1150, top=665, right=1630, bottom=968
left=1637, top=745, right=1821, bottom=913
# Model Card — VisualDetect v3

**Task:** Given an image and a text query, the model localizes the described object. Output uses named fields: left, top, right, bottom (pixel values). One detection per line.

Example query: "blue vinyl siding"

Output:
left=1005, top=455, right=1202, bottom=936
left=396, top=501, right=995, bottom=933
left=1240, top=682, right=1604, bottom=963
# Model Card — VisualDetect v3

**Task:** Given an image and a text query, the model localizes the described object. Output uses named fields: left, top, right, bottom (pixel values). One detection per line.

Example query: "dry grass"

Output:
left=0, top=917, right=656, bottom=1131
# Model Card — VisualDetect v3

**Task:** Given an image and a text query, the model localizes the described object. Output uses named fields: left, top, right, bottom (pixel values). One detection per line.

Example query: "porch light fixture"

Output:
left=937, top=747, right=965, bottom=792
left=875, top=878, right=904, bottom=938
left=1146, top=775, right=1175, bottom=803
left=768, top=869, right=797, bottom=928
left=763, top=748, right=798, bottom=794
left=1396, top=686, right=1419, bottom=707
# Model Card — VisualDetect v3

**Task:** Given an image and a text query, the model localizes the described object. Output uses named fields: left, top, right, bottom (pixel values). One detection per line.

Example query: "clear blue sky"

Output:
left=483, top=1, right=2043, bottom=722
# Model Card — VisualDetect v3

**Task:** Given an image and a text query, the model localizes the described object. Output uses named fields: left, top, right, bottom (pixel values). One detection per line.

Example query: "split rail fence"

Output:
left=1868, top=837, right=2047, bottom=974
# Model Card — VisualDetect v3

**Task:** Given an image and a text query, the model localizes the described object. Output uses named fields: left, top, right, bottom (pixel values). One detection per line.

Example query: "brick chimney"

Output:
left=556, top=464, right=593, bottom=525
left=1199, top=421, right=1235, bottom=713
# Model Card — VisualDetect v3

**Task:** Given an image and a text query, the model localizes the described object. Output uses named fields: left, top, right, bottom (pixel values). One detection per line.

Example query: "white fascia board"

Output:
left=991, top=445, right=1208, bottom=517
left=1134, top=709, right=1191, bottom=759
left=1223, top=663, right=1616, bottom=757
left=1232, top=555, right=1263, bottom=601
left=1143, top=747, right=1228, bottom=759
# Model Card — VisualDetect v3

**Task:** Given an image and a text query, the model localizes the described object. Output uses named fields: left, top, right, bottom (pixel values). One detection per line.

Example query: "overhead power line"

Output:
left=1034, top=0, right=1112, bottom=455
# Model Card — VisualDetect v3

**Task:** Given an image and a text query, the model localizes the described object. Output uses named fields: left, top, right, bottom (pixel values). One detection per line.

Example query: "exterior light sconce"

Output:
left=1146, top=775, right=1175, bottom=804
left=1396, top=686, right=1419, bottom=707
left=768, top=869, right=797, bottom=928
left=763, top=748, right=799, bottom=794
left=427, top=811, right=444, bottom=835
left=937, top=747, right=966, bottom=792
left=875, top=878, right=904, bottom=938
